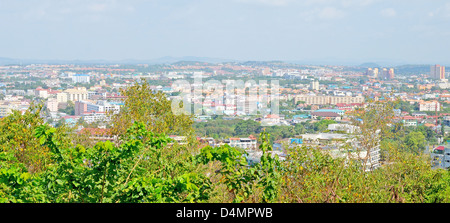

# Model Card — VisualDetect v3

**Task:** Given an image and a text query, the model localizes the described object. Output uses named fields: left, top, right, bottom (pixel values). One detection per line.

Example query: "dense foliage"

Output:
left=193, top=118, right=336, bottom=141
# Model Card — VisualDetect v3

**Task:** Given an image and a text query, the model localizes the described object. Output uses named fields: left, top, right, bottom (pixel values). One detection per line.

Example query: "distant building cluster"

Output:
left=294, top=94, right=365, bottom=105
left=366, top=67, right=395, bottom=80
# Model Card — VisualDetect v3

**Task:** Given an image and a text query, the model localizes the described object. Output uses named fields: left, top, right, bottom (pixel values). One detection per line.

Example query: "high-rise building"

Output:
left=310, top=80, right=319, bottom=91
left=373, top=68, right=379, bottom=78
left=374, top=68, right=394, bottom=80
left=381, top=68, right=388, bottom=79
left=388, top=68, right=395, bottom=79
left=431, top=64, right=446, bottom=80
left=366, top=68, right=379, bottom=78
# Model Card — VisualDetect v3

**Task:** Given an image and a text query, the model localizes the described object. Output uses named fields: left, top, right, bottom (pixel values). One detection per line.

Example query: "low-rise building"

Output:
left=294, top=95, right=365, bottom=105
left=431, top=146, right=450, bottom=169
left=224, top=136, right=257, bottom=150
left=310, top=111, right=341, bottom=121
left=327, top=124, right=359, bottom=133
left=65, top=87, right=88, bottom=102
left=419, top=101, right=440, bottom=112
left=72, top=74, right=90, bottom=83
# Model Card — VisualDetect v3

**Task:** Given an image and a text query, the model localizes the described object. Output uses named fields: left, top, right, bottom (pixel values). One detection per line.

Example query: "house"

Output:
left=431, top=146, right=450, bottom=169
left=224, top=136, right=257, bottom=150
left=310, top=111, right=341, bottom=121
left=261, top=114, right=282, bottom=126
left=401, top=116, right=418, bottom=127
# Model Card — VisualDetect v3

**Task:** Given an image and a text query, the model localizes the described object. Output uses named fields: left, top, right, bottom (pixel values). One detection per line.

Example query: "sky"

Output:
left=1, top=0, right=450, bottom=65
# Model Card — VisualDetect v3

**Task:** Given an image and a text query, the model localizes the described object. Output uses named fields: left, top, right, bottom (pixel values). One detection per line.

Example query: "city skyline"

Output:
left=1, top=0, right=450, bottom=65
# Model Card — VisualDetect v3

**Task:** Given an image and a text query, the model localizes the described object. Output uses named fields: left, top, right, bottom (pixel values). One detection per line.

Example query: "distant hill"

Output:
left=170, top=60, right=216, bottom=66
left=0, top=57, right=22, bottom=65
left=359, top=62, right=380, bottom=68
left=147, top=56, right=237, bottom=65
left=394, top=64, right=432, bottom=75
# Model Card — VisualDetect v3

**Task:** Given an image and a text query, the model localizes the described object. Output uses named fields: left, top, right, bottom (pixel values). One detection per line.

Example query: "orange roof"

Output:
left=265, top=114, right=280, bottom=119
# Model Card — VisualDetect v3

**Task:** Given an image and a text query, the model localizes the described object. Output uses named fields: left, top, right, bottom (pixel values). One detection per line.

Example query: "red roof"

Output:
left=435, top=146, right=445, bottom=151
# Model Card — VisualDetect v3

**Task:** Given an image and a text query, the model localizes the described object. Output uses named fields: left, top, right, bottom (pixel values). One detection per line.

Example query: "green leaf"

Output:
left=39, top=136, right=45, bottom=145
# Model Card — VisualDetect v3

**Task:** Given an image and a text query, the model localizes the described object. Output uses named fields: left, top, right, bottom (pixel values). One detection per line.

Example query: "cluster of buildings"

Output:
left=1, top=61, right=450, bottom=170
left=37, top=86, right=124, bottom=125
left=366, top=67, right=395, bottom=80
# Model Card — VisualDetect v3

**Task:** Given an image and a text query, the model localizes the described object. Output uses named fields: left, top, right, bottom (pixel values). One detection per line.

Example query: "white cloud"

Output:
left=380, top=8, right=396, bottom=17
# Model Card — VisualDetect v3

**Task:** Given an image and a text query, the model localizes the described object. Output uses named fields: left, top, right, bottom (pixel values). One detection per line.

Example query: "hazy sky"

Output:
left=1, top=0, right=450, bottom=65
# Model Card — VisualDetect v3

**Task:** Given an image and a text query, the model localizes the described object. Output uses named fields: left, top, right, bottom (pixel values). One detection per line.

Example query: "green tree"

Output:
left=404, top=131, right=426, bottom=154
left=234, top=119, right=261, bottom=137
left=110, top=80, right=194, bottom=139
left=59, top=101, right=75, bottom=116
left=314, top=119, right=337, bottom=132
left=0, top=104, right=51, bottom=174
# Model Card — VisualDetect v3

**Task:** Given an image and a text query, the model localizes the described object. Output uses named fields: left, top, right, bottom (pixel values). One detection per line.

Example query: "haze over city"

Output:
left=1, top=0, right=450, bottom=65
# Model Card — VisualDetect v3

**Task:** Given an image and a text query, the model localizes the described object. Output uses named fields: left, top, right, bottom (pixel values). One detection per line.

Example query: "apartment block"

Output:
left=294, top=95, right=365, bottom=105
